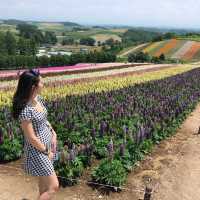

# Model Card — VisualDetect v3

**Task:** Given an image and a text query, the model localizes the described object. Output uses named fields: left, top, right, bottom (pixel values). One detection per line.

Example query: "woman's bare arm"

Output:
left=46, top=120, right=57, bottom=138
left=21, top=120, right=46, bottom=152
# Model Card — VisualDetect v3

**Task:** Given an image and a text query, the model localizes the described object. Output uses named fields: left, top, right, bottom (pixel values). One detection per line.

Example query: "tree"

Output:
left=39, top=56, right=50, bottom=67
left=44, top=31, right=57, bottom=45
left=151, top=56, right=160, bottom=63
left=105, top=38, right=115, bottom=46
left=128, top=53, right=136, bottom=62
left=30, top=39, right=38, bottom=55
left=97, top=41, right=101, bottom=46
left=17, top=24, right=45, bottom=44
left=80, top=37, right=96, bottom=46
left=17, top=24, right=38, bottom=38
left=128, top=51, right=151, bottom=63
left=62, top=38, right=74, bottom=45
left=123, top=29, right=161, bottom=44
left=17, top=38, right=26, bottom=55
left=5, top=31, right=16, bottom=55
left=159, top=53, right=165, bottom=61
left=0, top=32, right=6, bottom=55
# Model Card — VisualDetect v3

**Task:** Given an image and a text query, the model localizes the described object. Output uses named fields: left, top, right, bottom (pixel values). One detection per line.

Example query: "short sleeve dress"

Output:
left=18, top=95, right=56, bottom=176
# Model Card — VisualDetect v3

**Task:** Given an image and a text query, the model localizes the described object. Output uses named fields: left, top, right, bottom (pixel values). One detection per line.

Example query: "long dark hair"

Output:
left=12, top=69, right=40, bottom=120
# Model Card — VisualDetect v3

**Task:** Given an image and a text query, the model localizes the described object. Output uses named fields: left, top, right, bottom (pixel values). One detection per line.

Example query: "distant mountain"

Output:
left=134, top=27, right=200, bottom=35
left=2, top=19, right=26, bottom=25
left=1, top=19, right=82, bottom=27
left=61, top=22, right=81, bottom=27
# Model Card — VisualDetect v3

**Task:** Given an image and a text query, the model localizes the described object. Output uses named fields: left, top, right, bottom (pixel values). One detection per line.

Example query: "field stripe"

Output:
left=154, top=39, right=178, bottom=57
left=182, top=42, right=200, bottom=60
left=171, top=41, right=195, bottom=59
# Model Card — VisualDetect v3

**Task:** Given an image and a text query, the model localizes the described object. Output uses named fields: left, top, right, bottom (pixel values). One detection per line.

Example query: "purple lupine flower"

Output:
left=69, top=149, right=76, bottom=162
left=109, top=128, right=114, bottom=136
left=99, top=121, right=106, bottom=137
left=140, top=125, right=145, bottom=141
left=119, top=143, right=125, bottom=157
left=135, top=129, right=141, bottom=145
left=72, top=143, right=78, bottom=156
left=60, top=149, right=68, bottom=163
left=102, top=121, right=107, bottom=131
left=0, top=128, right=3, bottom=145
left=128, top=129, right=134, bottom=141
left=107, top=138, right=114, bottom=159
left=7, top=127, right=14, bottom=140
left=86, top=144, right=94, bottom=156
left=122, top=125, right=128, bottom=144
left=111, top=113, right=115, bottom=120
left=79, top=144, right=86, bottom=154
left=123, top=125, right=128, bottom=134
left=91, top=128, right=96, bottom=139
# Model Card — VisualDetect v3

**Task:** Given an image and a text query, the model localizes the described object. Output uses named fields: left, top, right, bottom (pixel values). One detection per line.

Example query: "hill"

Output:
left=120, top=39, right=200, bottom=62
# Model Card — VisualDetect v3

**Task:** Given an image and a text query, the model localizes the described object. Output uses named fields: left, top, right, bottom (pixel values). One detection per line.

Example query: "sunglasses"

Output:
left=29, top=69, right=40, bottom=76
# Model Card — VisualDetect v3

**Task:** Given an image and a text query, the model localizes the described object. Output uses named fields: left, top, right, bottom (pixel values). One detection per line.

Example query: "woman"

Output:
left=12, top=69, right=59, bottom=200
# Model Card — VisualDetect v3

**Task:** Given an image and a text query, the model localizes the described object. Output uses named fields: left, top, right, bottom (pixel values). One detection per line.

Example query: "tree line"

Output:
left=0, top=51, right=116, bottom=70
left=128, top=51, right=178, bottom=64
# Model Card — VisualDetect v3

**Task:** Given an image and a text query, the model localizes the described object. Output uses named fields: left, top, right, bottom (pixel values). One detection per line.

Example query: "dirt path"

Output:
left=1, top=104, right=200, bottom=200
left=119, top=43, right=149, bottom=57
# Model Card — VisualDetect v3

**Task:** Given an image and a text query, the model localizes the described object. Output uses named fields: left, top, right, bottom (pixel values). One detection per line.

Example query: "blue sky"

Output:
left=1, top=0, right=200, bottom=28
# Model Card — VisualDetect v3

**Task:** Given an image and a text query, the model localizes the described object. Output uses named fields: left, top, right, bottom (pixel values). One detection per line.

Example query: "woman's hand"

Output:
left=48, top=151, right=54, bottom=160
left=51, top=132, right=57, bottom=154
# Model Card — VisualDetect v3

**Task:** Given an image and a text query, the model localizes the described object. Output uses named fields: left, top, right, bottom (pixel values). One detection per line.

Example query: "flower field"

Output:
left=0, top=64, right=200, bottom=189
left=142, top=39, right=200, bottom=61
left=0, top=64, right=172, bottom=91
left=182, top=43, right=200, bottom=60
left=0, top=62, right=143, bottom=81
left=154, top=39, right=178, bottom=57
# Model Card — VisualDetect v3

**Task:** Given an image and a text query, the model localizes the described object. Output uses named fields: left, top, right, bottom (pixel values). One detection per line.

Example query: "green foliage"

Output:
left=17, top=24, right=44, bottom=44
left=62, top=37, right=74, bottom=45
left=128, top=51, right=177, bottom=64
left=122, top=29, right=161, bottom=44
left=114, top=147, right=133, bottom=172
left=4, top=31, right=17, bottom=55
left=94, top=137, right=110, bottom=159
left=55, top=157, right=84, bottom=187
left=16, top=24, right=57, bottom=46
left=44, top=31, right=57, bottom=45
left=0, top=50, right=116, bottom=70
left=80, top=37, right=96, bottom=46
left=0, top=127, right=23, bottom=162
left=128, top=51, right=151, bottom=62
left=92, top=159, right=127, bottom=187
left=152, top=32, right=177, bottom=42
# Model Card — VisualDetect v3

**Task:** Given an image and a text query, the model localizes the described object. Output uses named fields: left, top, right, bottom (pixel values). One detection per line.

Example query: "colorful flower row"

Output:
left=182, top=43, right=200, bottom=60
left=154, top=39, right=178, bottom=57
left=0, top=64, right=171, bottom=91
left=1, top=66, right=200, bottom=188
left=143, top=39, right=200, bottom=61
left=0, top=63, right=139, bottom=81
left=0, top=65, right=197, bottom=108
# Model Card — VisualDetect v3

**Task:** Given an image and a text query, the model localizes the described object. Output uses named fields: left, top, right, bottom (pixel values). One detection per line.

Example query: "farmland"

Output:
left=139, top=39, right=200, bottom=61
left=2, top=19, right=200, bottom=200
left=1, top=62, right=200, bottom=194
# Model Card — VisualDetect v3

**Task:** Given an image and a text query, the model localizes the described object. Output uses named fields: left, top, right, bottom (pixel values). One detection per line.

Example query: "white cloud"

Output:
left=0, top=0, right=200, bottom=28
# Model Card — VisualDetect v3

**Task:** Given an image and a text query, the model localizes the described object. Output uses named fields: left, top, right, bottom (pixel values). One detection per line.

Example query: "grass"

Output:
left=91, top=34, right=122, bottom=43
left=0, top=24, right=18, bottom=33
left=177, top=36, right=200, bottom=42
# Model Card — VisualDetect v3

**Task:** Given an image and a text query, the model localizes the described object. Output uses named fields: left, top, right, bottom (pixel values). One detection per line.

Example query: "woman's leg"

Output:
left=38, top=178, right=48, bottom=195
left=38, top=172, right=59, bottom=200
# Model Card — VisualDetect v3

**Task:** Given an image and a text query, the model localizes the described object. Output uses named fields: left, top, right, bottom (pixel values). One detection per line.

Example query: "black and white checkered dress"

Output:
left=18, top=95, right=55, bottom=176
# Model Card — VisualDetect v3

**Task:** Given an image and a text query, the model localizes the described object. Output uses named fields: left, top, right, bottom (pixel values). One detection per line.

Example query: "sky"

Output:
left=1, top=0, right=200, bottom=29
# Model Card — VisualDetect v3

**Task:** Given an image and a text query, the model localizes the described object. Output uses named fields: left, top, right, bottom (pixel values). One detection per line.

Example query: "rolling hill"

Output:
left=119, top=39, right=200, bottom=62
